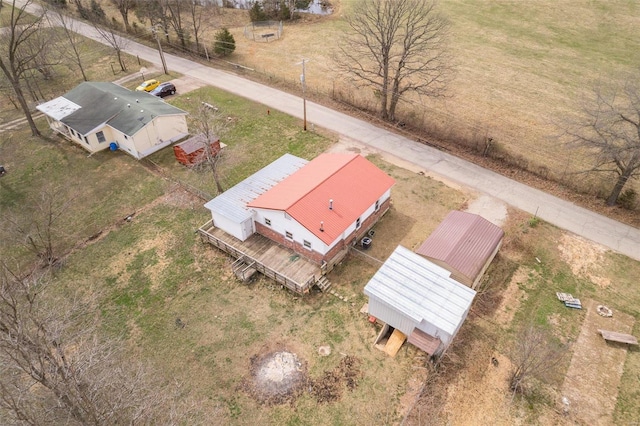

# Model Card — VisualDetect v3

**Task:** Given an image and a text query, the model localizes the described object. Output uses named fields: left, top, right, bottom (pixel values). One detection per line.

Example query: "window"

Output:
left=375, top=200, right=380, bottom=211
left=285, top=231, right=293, bottom=240
left=124, top=134, right=128, bottom=140
left=96, top=131, right=106, bottom=143
left=265, top=218, right=271, bottom=226
left=84, top=136, right=89, bottom=145
left=356, top=217, right=361, bottom=229
left=303, top=240, right=312, bottom=249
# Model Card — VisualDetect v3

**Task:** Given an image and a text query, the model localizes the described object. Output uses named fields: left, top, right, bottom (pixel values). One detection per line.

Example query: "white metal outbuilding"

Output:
left=364, top=245, right=476, bottom=356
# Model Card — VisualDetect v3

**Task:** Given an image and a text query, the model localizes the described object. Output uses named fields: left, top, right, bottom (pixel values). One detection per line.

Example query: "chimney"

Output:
left=329, top=199, right=333, bottom=210
left=320, top=221, right=324, bottom=232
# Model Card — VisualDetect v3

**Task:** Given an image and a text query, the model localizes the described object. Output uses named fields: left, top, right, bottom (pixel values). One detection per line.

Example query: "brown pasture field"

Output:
left=95, top=0, right=640, bottom=212
left=216, top=0, right=640, bottom=204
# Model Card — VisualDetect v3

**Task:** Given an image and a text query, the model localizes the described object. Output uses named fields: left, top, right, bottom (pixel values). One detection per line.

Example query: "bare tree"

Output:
left=0, top=264, right=184, bottom=424
left=110, top=0, right=137, bottom=32
left=509, top=324, right=568, bottom=395
left=166, top=0, right=190, bottom=48
left=188, top=0, right=216, bottom=53
left=0, top=0, right=49, bottom=136
left=136, top=0, right=171, bottom=41
left=191, top=103, right=230, bottom=194
left=562, top=75, right=640, bottom=206
left=336, top=0, right=452, bottom=122
left=49, top=8, right=88, bottom=81
left=2, top=185, right=77, bottom=268
left=93, top=21, right=130, bottom=72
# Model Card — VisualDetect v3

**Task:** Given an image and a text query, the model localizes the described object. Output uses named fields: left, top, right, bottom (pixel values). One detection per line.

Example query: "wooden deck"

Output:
left=198, top=220, right=322, bottom=294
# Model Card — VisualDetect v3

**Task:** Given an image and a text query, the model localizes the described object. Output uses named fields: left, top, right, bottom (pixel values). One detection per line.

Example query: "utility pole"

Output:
left=152, top=25, right=168, bottom=75
left=298, top=59, right=308, bottom=131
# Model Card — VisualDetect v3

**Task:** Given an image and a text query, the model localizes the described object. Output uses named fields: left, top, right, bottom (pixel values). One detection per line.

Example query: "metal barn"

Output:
left=415, top=210, right=504, bottom=289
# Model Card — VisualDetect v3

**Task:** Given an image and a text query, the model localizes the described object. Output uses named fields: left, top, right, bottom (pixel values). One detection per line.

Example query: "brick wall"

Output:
left=254, top=198, right=391, bottom=265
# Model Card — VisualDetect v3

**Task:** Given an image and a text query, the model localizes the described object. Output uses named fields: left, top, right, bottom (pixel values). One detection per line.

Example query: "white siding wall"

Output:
left=76, top=125, right=113, bottom=153
left=253, top=209, right=329, bottom=255
left=115, top=129, right=138, bottom=156
left=368, top=297, right=418, bottom=336
left=212, top=212, right=246, bottom=241
left=131, top=115, right=188, bottom=159
left=416, top=320, right=451, bottom=346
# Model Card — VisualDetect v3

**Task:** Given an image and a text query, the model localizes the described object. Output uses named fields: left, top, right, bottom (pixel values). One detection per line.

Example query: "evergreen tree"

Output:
left=249, top=1, right=267, bottom=22
left=214, top=28, right=235, bottom=57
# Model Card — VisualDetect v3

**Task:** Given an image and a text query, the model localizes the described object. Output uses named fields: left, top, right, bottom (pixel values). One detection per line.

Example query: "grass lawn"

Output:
left=49, top=155, right=468, bottom=424
left=147, top=86, right=335, bottom=197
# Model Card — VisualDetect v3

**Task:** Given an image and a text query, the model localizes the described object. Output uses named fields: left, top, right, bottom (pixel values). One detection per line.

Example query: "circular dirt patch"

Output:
left=318, top=345, right=331, bottom=356
left=245, top=350, right=307, bottom=405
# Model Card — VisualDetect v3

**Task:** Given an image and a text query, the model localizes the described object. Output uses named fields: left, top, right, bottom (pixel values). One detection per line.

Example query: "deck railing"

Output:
left=197, top=221, right=313, bottom=294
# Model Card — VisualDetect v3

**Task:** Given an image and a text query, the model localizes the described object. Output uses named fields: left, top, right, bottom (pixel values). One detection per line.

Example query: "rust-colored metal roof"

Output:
left=408, top=328, right=442, bottom=356
left=248, top=153, right=395, bottom=245
left=416, top=211, right=504, bottom=282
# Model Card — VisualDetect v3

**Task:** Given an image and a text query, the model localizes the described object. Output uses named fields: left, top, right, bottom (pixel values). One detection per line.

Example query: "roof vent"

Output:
left=329, top=199, right=333, bottom=210
left=140, top=110, right=144, bottom=113
left=114, top=97, right=117, bottom=100
left=320, top=221, right=324, bottom=232
left=127, top=104, right=130, bottom=108
left=136, top=99, right=139, bottom=103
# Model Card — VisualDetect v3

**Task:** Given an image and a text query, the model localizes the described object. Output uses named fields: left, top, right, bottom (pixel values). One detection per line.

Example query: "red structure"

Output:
left=173, top=133, right=221, bottom=166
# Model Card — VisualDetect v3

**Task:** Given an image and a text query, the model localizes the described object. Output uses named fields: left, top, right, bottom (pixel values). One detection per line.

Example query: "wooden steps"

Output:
left=232, top=256, right=257, bottom=282
left=316, top=276, right=332, bottom=292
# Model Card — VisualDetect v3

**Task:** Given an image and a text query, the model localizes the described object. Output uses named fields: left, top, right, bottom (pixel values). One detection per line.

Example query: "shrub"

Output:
left=90, top=0, right=106, bottom=22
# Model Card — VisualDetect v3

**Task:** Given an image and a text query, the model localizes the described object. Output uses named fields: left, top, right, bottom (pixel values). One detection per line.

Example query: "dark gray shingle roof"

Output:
left=60, top=82, right=186, bottom=135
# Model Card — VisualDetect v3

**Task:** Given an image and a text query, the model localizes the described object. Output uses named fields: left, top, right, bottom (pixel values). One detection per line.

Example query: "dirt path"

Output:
left=561, top=299, right=635, bottom=425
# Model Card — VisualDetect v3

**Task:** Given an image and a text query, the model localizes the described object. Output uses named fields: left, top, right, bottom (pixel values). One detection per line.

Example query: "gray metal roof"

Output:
left=364, top=245, right=476, bottom=336
left=415, top=210, right=504, bottom=282
left=204, top=154, right=308, bottom=223
left=38, top=82, right=187, bottom=136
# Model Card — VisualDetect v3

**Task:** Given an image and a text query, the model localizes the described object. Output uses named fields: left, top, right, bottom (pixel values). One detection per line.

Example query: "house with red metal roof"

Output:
left=204, top=152, right=395, bottom=267
left=248, top=153, right=395, bottom=264
left=415, top=210, right=504, bottom=289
